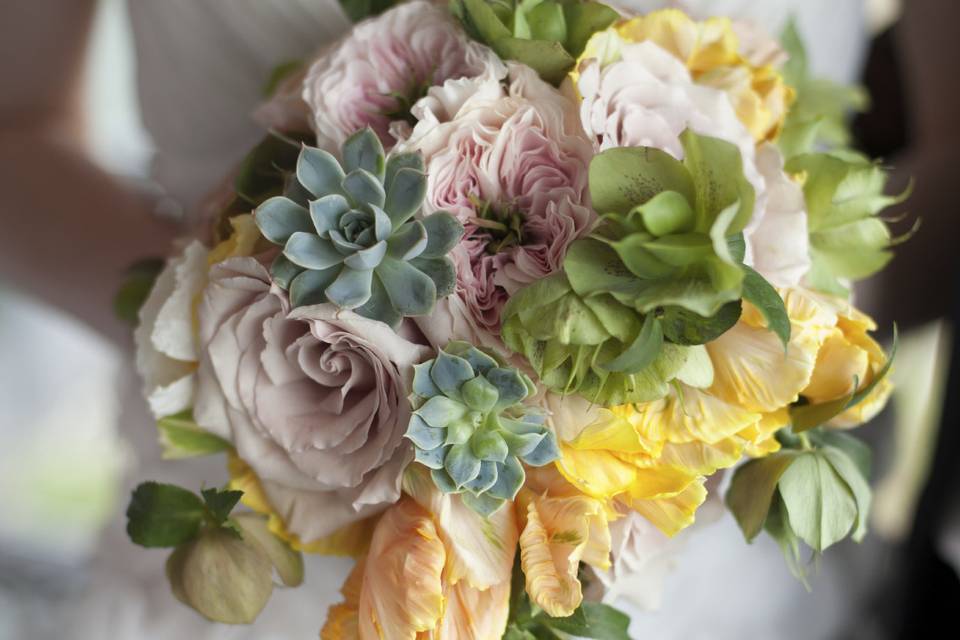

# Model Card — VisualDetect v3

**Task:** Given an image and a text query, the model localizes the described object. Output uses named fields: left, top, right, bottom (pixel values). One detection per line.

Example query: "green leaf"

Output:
left=660, top=300, right=742, bottom=346
left=680, top=129, right=755, bottom=234
left=234, top=132, right=306, bottom=209
left=460, top=0, right=512, bottom=43
left=113, top=258, right=164, bottom=326
left=791, top=325, right=897, bottom=432
left=493, top=37, right=575, bottom=85
left=778, top=452, right=858, bottom=551
left=420, top=211, right=465, bottom=258
left=201, top=488, right=244, bottom=525
left=296, top=146, right=345, bottom=199
left=126, top=482, right=206, bottom=548
left=156, top=411, right=231, bottom=459
left=602, top=313, right=663, bottom=373
left=819, top=446, right=872, bottom=542
left=563, top=2, right=619, bottom=57
left=726, top=451, right=801, bottom=541
left=741, top=265, right=791, bottom=348
left=261, top=59, right=303, bottom=98
left=383, top=167, right=427, bottom=226
left=807, top=429, right=871, bottom=479
left=539, top=602, right=632, bottom=639
left=764, top=493, right=811, bottom=587
left=589, top=146, right=694, bottom=216
left=337, top=0, right=398, bottom=22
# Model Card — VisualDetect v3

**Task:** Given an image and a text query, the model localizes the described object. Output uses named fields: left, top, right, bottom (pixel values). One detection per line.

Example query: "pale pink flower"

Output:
left=302, top=0, right=502, bottom=151
left=401, top=65, right=595, bottom=348
left=193, top=257, right=430, bottom=541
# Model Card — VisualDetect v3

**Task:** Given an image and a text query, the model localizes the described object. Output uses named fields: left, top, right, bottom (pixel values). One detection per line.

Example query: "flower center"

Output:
left=469, top=197, right=526, bottom=255
left=381, top=76, right=434, bottom=128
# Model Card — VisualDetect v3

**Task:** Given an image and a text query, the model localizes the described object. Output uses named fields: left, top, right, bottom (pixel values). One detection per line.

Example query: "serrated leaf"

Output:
left=201, top=488, right=243, bottom=525
left=126, top=482, right=206, bottom=548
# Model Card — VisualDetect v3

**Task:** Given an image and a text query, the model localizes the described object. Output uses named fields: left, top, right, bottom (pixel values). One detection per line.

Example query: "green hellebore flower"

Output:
left=786, top=150, right=911, bottom=297
left=451, top=0, right=619, bottom=84
left=405, top=341, right=560, bottom=516
left=253, top=127, right=465, bottom=328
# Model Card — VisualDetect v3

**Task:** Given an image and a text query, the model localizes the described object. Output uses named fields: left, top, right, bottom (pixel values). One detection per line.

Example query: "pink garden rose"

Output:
left=400, top=64, right=595, bottom=349
left=193, top=257, right=430, bottom=541
left=302, top=0, right=502, bottom=151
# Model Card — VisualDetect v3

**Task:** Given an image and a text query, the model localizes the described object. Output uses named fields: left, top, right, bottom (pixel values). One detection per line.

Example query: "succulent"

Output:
left=452, top=0, right=619, bottom=85
left=405, top=341, right=560, bottom=516
left=253, top=128, right=465, bottom=327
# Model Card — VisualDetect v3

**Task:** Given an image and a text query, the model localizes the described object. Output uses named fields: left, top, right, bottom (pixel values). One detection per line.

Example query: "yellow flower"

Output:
left=797, top=294, right=893, bottom=428
left=207, top=213, right=263, bottom=265
left=577, top=9, right=794, bottom=142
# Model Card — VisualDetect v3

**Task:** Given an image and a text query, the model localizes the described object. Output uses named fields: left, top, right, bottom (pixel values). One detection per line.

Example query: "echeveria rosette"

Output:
left=786, top=150, right=910, bottom=297
left=404, top=341, right=560, bottom=516
left=253, top=128, right=464, bottom=328
left=452, top=0, right=619, bottom=84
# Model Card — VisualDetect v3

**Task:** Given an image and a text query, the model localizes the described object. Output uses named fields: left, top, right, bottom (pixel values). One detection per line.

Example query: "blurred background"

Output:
left=0, top=0, right=957, bottom=638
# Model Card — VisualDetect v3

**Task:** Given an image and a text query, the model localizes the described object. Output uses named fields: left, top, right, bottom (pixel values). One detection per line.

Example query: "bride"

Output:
left=0, top=1, right=873, bottom=637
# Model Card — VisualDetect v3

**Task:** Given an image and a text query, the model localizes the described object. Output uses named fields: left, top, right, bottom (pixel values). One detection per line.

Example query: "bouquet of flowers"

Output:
left=122, top=1, right=911, bottom=637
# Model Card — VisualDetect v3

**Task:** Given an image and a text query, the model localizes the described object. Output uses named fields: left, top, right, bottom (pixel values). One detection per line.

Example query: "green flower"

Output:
left=500, top=272, right=707, bottom=405
left=451, top=0, right=619, bottom=84
left=253, top=128, right=465, bottom=327
left=501, top=130, right=790, bottom=406
left=405, top=341, right=560, bottom=516
left=786, top=150, right=911, bottom=297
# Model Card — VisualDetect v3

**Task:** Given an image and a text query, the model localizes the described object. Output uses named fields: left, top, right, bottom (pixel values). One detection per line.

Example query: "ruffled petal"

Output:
left=427, top=580, right=510, bottom=640
left=357, top=498, right=446, bottom=640
left=622, top=478, right=707, bottom=537
left=629, top=386, right=761, bottom=445
left=517, top=490, right=611, bottom=617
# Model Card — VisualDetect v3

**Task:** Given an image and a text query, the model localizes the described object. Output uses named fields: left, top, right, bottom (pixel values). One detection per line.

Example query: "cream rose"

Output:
left=193, top=257, right=430, bottom=540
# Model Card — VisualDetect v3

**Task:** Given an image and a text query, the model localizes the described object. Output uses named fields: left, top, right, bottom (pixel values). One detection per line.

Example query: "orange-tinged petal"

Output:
left=321, top=559, right=365, bottom=640
left=358, top=498, right=446, bottom=640
left=403, top=465, right=517, bottom=590
left=427, top=581, right=510, bottom=640
left=517, top=491, right=611, bottom=617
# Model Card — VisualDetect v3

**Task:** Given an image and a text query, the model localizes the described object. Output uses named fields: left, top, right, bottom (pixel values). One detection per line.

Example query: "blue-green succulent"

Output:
left=405, top=342, right=560, bottom=516
left=253, top=128, right=465, bottom=328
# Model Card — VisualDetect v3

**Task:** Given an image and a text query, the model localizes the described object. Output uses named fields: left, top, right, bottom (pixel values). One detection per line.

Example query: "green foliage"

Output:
left=113, top=258, right=164, bottom=326
left=406, top=342, right=559, bottom=515
left=254, top=128, right=464, bottom=327
left=777, top=19, right=869, bottom=158
left=451, top=0, right=618, bottom=84
left=127, top=482, right=305, bottom=624
left=726, top=427, right=874, bottom=583
left=787, top=150, right=910, bottom=296
left=504, top=557, right=632, bottom=638
left=156, top=410, right=231, bottom=459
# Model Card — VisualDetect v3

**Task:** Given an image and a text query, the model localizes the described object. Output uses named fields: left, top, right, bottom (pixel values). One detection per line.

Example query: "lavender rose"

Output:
left=193, top=257, right=430, bottom=541
left=302, top=0, right=503, bottom=151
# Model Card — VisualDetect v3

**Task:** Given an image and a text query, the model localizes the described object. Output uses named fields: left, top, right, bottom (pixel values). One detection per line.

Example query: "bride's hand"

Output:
left=0, top=0, right=177, bottom=345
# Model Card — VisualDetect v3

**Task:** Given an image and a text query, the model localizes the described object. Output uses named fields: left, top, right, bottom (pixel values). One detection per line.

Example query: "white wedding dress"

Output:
left=31, top=1, right=870, bottom=638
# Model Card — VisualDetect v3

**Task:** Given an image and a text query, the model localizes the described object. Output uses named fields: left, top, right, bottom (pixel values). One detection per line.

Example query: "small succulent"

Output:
left=405, top=341, right=560, bottom=516
left=253, top=128, right=465, bottom=328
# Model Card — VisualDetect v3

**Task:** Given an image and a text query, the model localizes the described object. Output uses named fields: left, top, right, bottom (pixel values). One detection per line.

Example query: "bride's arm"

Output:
left=0, top=0, right=177, bottom=344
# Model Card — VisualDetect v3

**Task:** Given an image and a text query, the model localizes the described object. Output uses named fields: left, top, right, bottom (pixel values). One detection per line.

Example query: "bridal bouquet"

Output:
left=122, top=1, right=910, bottom=637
